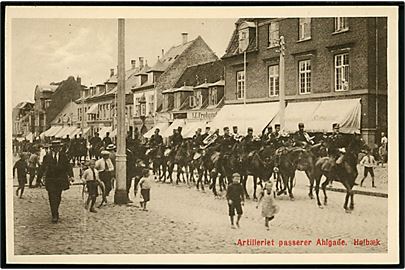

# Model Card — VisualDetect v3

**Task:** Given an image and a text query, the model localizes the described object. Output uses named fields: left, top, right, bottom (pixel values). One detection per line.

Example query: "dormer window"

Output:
left=189, top=96, right=196, bottom=108
left=238, top=21, right=255, bottom=52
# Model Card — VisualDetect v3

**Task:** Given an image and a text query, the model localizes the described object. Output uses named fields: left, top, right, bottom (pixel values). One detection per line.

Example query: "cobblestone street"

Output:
left=13, top=168, right=388, bottom=255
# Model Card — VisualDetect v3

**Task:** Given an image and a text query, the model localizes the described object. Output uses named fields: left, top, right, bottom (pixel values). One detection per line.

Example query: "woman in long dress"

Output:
left=256, top=181, right=279, bottom=230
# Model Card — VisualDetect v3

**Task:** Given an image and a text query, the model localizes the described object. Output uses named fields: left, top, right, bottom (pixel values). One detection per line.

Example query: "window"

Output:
left=238, top=29, right=249, bottom=52
left=299, top=60, right=311, bottom=94
left=236, top=71, right=245, bottom=100
left=268, top=21, right=279, bottom=47
left=141, top=103, right=146, bottom=116
left=175, top=93, right=181, bottom=109
left=268, top=65, right=279, bottom=97
left=44, top=100, right=51, bottom=109
left=299, top=18, right=311, bottom=40
left=135, top=97, right=140, bottom=117
left=334, top=17, right=348, bottom=32
left=335, top=53, right=349, bottom=91
left=189, top=96, right=196, bottom=108
left=196, top=91, right=202, bottom=107
left=148, top=95, right=154, bottom=115
left=209, top=87, right=218, bottom=106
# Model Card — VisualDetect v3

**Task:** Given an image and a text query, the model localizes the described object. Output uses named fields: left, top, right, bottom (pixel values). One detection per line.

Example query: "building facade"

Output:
left=221, top=17, right=387, bottom=145
left=132, top=33, right=219, bottom=136
left=12, top=101, right=34, bottom=137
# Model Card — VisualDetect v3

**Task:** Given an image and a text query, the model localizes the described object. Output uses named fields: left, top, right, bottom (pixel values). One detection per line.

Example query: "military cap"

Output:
left=247, top=127, right=253, bottom=132
left=101, top=150, right=110, bottom=156
left=274, top=124, right=280, bottom=128
left=232, top=172, right=241, bottom=178
left=223, top=126, right=229, bottom=131
left=298, top=123, right=304, bottom=128
left=332, top=123, right=340, bottom=129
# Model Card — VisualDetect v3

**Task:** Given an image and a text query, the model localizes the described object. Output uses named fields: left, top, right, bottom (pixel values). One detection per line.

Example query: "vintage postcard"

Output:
left=3, top=4, right=401, bottom=266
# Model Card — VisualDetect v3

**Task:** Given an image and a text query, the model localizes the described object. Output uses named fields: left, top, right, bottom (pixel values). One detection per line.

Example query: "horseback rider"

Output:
left=270, top=124, right=283, bottom=148
left=241, top=127, right=259, bottom=162
left=102, top=132, right=113, bottom=148
left=293, top=123, right=315, bottom=147
left=201, top=126, right=211, bottom=142
left=217, top=127, right=236, bottom=167
left=328, top=123, right=346, bottom=164
left=192, top=128, right=204, bottom=148
left=232, top=126, right=243, bottom=142
left=261, top=126, right=273, bottom=145
left=150, top=128, right=163, bottom=148
left=169, top=127, right=183, bottom=151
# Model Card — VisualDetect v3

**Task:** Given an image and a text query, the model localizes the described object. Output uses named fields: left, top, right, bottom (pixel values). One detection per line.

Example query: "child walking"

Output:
left=138, top=168, right=152, bottom=211
left=257, top=181, right=279, bottom=230
left=226, top=173, right=245, bottom=229
left=82, top=160, right=100, bottom=213
left=13, top=153, right=28, bottom=198
left=360, top=150, right=377, bottom=188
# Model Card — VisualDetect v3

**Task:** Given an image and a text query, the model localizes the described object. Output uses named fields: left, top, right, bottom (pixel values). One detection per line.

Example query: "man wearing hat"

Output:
left=201, top=126, right=211, bottom=142
left=90, top=132, right=102, bottom=159
left=95, top=150, right=115, bottom=200
left=226, top=172, right=245, bottom=229
left=232, top=126, right=242, bottom=142
left=150, top=128, right=163, bottom=148
left=293, top=123, right=315, bottom=147
left=27, top=147, right=41, bottom=188
left=241, top=128, right=257, bottom=158
left=328, top=123, right=346, bottom=164
left=192, top=128, right=203, bottom=148
left=42, top=140, right=74, bottom=223
left=261, top=126, right=273, bottom=144
left=216, top=127, right=236, bottom=165
left=102, top=132, right=113, bottom=148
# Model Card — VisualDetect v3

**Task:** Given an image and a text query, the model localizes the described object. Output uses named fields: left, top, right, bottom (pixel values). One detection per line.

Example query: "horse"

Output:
left=313, top=134, right=368, bottom=212
left=166, top=140, right=191, bottom=185
left=147, top=144, right=167, bottom=181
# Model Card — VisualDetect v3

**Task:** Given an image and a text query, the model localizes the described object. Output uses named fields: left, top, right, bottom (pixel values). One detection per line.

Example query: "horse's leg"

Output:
left=314, top=170, right=323, bottom=207
left=242, top=175, right=250, bottom=199
left=288, top=172, right=295, bottom=200
left=305, top=170, right=315, bottom=199
left=253, top=176, right=258, bottom=200
left=321, top=177, right=330, bottom=206
left=211, top=172, right=218, bottom=196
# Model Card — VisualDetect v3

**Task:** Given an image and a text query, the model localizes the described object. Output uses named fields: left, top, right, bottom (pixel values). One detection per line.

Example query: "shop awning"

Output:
left=54, top=126, right=73, bottom=138
left=70, top=127, right=91, bottom=137
left=98, top=126, right=112, bottom=139
left=269, top=98, right=361, bottom=133
left=270, top=101, right=322, bottom=132
left=65, top=126, right=79, bottom=137
left=86, top=104, right=98, bottom=114
left=43, top=126, right=63, bottom=137
left=143, top=122, right=170, bottom=138
left=209, top=102, right=280, bottom=135
left=161, top=119, right=187, bottom=138
left=182, top=121, right=209, bottom=138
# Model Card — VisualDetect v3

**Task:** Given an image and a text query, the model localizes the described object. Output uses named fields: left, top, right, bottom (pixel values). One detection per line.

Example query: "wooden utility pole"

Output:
left=279, top=36, right=286, bottom=130
left=114, top=18, right=127, bottom=204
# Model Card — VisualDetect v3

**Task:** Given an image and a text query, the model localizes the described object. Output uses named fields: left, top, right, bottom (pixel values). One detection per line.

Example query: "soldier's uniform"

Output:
left=293, top=123, right=314, bottom=147
left=192, top=133, right=204, bottom=148
left=150, top=133, right=163, bottom=148
left=219, top=133, right=236, bottom=155
left=328, top=123, right=346, bottom=164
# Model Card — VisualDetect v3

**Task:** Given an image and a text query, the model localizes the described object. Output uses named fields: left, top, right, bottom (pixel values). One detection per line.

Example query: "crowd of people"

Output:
left=12, top=123, right=388, bottom=228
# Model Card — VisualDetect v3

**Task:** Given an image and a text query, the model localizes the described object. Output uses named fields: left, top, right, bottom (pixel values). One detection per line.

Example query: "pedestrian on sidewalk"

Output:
left=256, top=181, right=279, bottom=231
left=27, top=147, right=40, bottom=188
left=13, top=153, right=28, bottom=198
left=82, top=159, right=100, bottom=213
left=360, top=150, right=377, bottom=188
left=42, top=140, right=74, bottom=223
left=226, top=173, right=244, bottom=229
left=95, top=151, right=114, bottom=201
left=138, top=168, right=152, bottom=211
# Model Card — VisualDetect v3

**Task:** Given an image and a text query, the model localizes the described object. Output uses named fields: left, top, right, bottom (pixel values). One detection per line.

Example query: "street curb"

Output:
left=325, top=186, right=388, bottom=198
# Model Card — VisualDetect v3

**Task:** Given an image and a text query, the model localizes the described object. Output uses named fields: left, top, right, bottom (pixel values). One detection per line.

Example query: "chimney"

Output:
left=139, top=57, right=144, bottom=69
left=110, top=68, right=115, bottom=77
left=131, top=59, right=136, bottom=69
left=76, top=76, right=81, bottom=86
left=157, top=55, right=160, bottom=61
left=181, top=32, right=188, bottom=45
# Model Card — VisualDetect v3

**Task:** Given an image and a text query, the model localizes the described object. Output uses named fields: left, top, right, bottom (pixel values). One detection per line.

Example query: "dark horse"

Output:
left=147, top=144, right=167, bottom=182
left=313, top=134, right=367, bottom=212
left=167, top=140, right=191, bottom=185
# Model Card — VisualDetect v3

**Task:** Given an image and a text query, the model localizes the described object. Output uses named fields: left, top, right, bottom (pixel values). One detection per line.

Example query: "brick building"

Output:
left=133, top=33, right=219, bottom=136
left=216, top=17, right=387, bottom=144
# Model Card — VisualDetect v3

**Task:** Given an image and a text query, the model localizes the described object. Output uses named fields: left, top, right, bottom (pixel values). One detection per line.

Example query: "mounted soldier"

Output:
left=201, top=126, right=211, bottom=142
left=327, top=123, right=346, bottom=164
left=232, top=126, right=243, bottom=142
left=192, top=128, right=204, bottom=148
left=241, top=127, right=258, bottom=160
left=89, top=132, right=103, bottom=159
left=150, top=128, right=163, bottom=148
left=293, top=123, right=315, bottom=147
left=261, top=126, right=273, bottom=145
left=218, top=127, right=236, bottom=163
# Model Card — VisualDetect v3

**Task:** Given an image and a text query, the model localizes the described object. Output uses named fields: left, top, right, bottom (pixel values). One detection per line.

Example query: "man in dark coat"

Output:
left=150, top=128, right=163, bottom=148
left=102, top=132, right=113, bottom=148
left=42, top=140, right=73, bottom=223
left=293, top=123, right=314, bottom=147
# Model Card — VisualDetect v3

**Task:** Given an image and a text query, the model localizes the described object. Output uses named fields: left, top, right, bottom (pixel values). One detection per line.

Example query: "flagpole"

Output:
left=279, top=36, right=286, bottom=131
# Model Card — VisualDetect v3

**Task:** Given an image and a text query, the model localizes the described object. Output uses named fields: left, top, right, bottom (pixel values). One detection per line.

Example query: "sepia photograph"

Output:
left=3, top=4, right=401, bottom=266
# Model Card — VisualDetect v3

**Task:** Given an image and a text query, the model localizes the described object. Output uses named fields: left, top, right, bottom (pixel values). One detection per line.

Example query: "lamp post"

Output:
left=114, top=18, right=127, bottom=204
left=278, top=36, right=286, bottom=130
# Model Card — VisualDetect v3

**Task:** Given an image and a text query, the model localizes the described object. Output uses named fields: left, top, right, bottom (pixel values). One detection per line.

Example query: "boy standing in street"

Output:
left=13, top=153, right=28, bottom=198
left=138, top=168, right=152, bottom=211
left=226, top=173, right=245, bottom=229
left=82, top=159, right=100, bottom=213
left=360, top=150, right=377, bottom=188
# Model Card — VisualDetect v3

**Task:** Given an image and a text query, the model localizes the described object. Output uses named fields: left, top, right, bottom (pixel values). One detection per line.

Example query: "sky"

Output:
left=11, top=18, right=236, bottom=107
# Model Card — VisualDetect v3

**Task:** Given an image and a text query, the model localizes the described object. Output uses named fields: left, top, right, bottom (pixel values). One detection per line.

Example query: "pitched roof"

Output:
left=149, top=38, right=195, bottom=73
left=36, top=84, right=59, bottom=93
left=173, top=60, right=224, bottom=89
